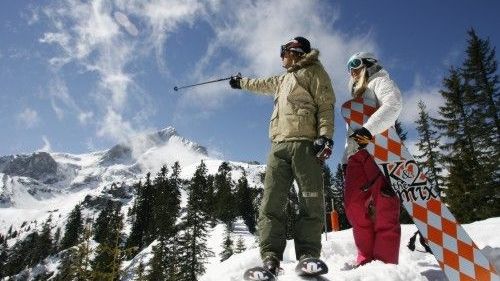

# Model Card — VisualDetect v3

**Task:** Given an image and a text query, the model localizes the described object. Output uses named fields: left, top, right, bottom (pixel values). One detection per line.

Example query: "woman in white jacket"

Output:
left=343, top=52, right=403, bottom=267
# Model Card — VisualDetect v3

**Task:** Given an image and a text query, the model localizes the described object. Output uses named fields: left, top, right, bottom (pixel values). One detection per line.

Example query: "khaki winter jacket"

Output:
left=240, top=49, right=335, bottom=142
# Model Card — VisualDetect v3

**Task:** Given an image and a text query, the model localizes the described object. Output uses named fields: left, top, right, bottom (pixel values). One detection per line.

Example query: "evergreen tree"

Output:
left=234, top=236, right=246, bottom=254
left=94, top=200, right=117, bottom=244
left=205, top=174, right=217, bottom=227
left=7, top=226, right=12, bottom=238
left=214, top=162, right=237, bottom=228
left=462, top=28, right=500, bottom=144
left=146, top=240, right=167, bottom=281
left=0, top=238, right=7, bottom=278
left=434, top=67, right=483, bottom=222
left=164, top=233, right=182, bottom=281
left=461, top=28, right=500, bottom=219
left=142, top=173, right=156, bottom=244
left=91, top=204, right=124, bottom=281
left=61, top=204, right=83, bottom=250
left=36, top=217, right=54, bottom=262
left=145, top=163, right=183, bottom=281
left=330, top=164, right=350, bottom=230
left=219, top=225, right=234, bottom=262
left=2, top=232, right=38, bottom=276
left=320, top=165, right=333, bottom=231
left=125, top=181, right=143, bottom=256
left=414, top=100, right=444, bottom=196
left=53, top=223, right=93, bottom=281
left=151, top=166, right=169, bottom=238
left=74, top=223, right=93, bottom=281
left=236, top=173, right=257, bottom=234
left=53, top=249, right=77, bottom=281
left=53, top=227, right=61, bottom=253
left=394, top=119, right=408, bottom=143
left=134, top=262, right=146, bottom=281
left=126, top=173, right=155, bottom=256
left=152, top=164, right=181, bottom=239
left=177, top=161, right=214, bottom=281
left=167, top=162, right=182, bottom=234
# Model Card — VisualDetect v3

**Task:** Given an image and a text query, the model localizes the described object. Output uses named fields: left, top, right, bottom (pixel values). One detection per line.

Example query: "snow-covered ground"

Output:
left=201, top=218, right=500, bottom=281
left=1, top=128, right=498, bottom=281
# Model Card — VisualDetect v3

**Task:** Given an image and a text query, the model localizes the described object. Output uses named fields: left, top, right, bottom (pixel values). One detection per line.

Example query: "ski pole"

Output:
left=322, top=169, right=328, bottom=241
left=173, top=73, right=241, bottom=91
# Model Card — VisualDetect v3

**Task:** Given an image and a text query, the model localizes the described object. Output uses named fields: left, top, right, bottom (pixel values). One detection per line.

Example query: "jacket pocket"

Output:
left=346, top=150, right=380, bottom=191
left=297, top=107, right=316, bottom=136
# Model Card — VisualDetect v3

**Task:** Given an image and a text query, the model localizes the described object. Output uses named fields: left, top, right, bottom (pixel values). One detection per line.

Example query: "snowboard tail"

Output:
left=341, top=97, right=499, bottom=281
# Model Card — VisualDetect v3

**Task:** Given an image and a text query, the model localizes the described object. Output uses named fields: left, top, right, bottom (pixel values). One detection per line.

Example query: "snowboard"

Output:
left=341, top=97, right=499, bottom=281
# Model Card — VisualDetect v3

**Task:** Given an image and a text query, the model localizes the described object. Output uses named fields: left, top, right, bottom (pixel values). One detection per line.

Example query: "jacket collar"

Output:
left=286, top=49, right=320, bottom=72
left=368, top=68, right=389, bottom=82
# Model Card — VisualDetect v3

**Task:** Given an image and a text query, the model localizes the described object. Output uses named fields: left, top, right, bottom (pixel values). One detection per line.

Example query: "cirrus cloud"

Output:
left=18, top=107, right=40, bottom=128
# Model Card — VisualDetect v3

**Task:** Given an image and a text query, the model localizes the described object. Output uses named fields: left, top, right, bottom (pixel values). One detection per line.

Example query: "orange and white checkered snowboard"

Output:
left=341, top=97, right=499, bottom=281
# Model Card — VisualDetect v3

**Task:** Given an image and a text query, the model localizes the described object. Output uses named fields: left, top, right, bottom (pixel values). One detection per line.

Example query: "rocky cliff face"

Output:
left=0, top=152, right=58, bottom=183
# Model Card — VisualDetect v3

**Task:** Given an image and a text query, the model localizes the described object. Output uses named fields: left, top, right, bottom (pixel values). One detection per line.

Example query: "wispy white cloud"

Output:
left=97, top=108, right=134, bottom=140
left=399, top=75, right=443, bottom=126
left=38, top=136, right=52, bottom=152
left=38, top=0, right=377, bottom=156
left=178, top=0, right=377, bottom=115
left=17, top=108, right=40, bottom=128
left=22, top=4, right=41, bottom=25
left=39, top=0, right=205, bottom=149
left=48, top=78, right=93, bottom=124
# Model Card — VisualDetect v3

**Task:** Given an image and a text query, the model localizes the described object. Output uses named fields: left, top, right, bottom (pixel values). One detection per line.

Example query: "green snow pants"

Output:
left=258, top=141, right=325, bottom=261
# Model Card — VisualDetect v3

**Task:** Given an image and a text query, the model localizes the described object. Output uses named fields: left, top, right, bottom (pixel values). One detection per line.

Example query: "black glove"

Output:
left=229, top=76, right=242, bottom=89
left=349, top=127, right=373, bottom=149
left=313, top=136, right=334, bottom=163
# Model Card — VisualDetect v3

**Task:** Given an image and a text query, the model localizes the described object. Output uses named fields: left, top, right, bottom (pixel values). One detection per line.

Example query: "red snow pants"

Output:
left=344, top=149, right=401, bottom=265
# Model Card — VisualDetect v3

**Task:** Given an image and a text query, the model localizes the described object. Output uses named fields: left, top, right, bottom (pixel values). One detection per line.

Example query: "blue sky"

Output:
left=1, top=0, right=499, bottom=168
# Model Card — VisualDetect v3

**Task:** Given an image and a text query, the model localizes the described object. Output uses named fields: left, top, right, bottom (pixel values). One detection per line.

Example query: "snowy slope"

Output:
left=1, top=126, right=498, bottom=281
left=200, top=218, right=500, bottom=281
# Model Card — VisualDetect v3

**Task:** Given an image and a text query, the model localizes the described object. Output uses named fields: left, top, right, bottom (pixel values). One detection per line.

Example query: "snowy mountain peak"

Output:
left=156, top=126, right=177, bottom=141
left=0, top=152, right=58, bottom=182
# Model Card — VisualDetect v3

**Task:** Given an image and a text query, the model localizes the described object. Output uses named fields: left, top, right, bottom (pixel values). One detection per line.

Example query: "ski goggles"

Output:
left=280, top=45, right=288, bottom=58
left=347, top=58, right=364, bottom=72
left=280, top=41, right=305, bottom=58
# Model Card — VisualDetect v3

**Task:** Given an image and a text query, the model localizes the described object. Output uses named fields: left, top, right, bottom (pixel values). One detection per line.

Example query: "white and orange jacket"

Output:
left=343, top=68, right=402, bottom=163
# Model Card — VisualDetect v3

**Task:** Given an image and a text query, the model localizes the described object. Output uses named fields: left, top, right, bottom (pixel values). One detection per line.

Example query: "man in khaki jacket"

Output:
left=230, top=37, right=335, bottom=276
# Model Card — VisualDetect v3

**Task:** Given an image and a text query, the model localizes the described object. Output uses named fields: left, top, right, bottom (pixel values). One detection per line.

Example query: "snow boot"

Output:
left=262, top=255, right=281, bottom=276
left=295, top=256, right=328, bottom=277
left=243, top=255, right=280, bottom=280
left=243, top=266, right=276, bottom=281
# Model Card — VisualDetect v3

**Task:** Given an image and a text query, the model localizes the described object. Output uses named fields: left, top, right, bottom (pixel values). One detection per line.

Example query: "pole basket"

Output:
left=330, top=210, right=340, bottom=231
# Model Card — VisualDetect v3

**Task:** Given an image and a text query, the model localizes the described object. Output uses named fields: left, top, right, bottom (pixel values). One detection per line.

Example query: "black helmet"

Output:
left=280, top=36, right=311, bottom=58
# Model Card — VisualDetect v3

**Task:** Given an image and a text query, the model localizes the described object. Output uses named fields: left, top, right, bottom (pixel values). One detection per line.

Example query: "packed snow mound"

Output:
left=200, top=218, right=500, bottom=281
